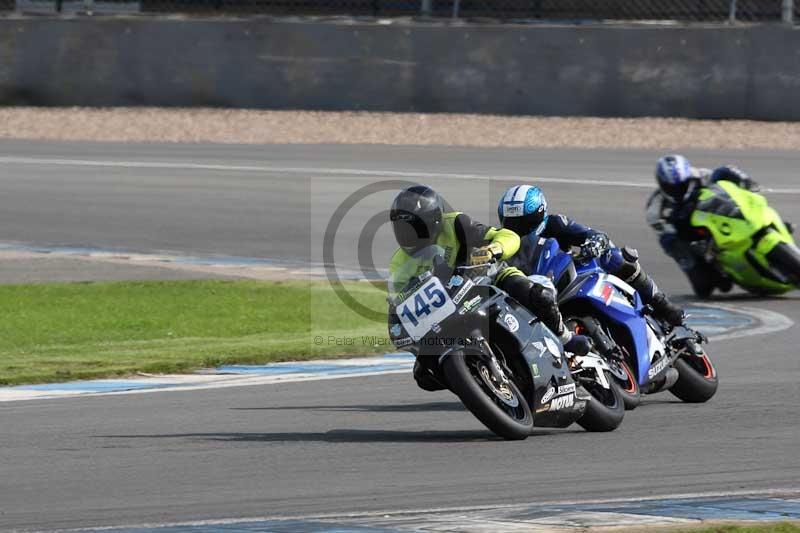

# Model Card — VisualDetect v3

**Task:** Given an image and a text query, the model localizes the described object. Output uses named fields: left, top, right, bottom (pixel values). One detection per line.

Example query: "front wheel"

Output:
left=767, top=242, right=800, bottom=285
left=611, top=359, right=641, bottom=411
left=443, top=351, right=533, bottom=440
left=669, top=352, right=719, bottom=403
left=577, top=371, right=625, bottom=432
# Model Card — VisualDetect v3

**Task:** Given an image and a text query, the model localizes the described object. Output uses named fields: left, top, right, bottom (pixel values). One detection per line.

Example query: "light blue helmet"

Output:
left=497, top=185, right=549, bottom=236
left=655, top=154, right=693, bottom=200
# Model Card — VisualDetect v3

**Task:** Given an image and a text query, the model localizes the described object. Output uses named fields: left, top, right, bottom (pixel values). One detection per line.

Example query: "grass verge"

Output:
left=0, top=280, right=389, bottom=386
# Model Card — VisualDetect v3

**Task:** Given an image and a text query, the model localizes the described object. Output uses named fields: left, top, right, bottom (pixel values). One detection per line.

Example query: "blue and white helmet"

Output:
left=497, top=185, right=549, bottom=236
left=655, top=154, right=693, bottom=200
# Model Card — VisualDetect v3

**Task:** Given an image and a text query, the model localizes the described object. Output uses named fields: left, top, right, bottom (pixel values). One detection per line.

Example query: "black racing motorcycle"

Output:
left=388, top=248, right=625, bottom=440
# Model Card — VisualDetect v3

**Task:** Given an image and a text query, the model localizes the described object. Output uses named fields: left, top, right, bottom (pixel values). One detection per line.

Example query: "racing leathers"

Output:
left=509, top=213, right=684, bottom=326
left=646, top=165, right=760, bottom=297
left=387, top=212, right=588, bottom=392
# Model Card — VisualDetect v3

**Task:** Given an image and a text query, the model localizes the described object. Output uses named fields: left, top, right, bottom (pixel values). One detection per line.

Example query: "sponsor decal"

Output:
left=503, top=314, right=520, bottom=333
left=557, top=383, right=576, bottom=396
left=452, top=279, right=475, bottom=304
left=531, top=362, right=540, bottom=378
left=601, top=284, right=614, bottom=306
left=447, top=275, right=464, bottom=288
left=503, top=204, right=524, bottom=217
left=648, top=356, right=669, bottom=380
left=544, top=337, right=562, bottom=360
left=549, top=393, right=575, bottom=411
left=541, top=386, right=556, bottom=404
left=459, top=295, right=482, bottom=313
left=431, top=323, right=442, bottom=334
left=394, top=336, right=414, bottom=347
left=531, top=341, right=548, bottom=359
left=390, top=323, right=402, bottom=337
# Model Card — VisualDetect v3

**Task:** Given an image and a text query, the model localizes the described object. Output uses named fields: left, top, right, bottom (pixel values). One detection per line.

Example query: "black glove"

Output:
left=581, top=233, right=610, bottom=258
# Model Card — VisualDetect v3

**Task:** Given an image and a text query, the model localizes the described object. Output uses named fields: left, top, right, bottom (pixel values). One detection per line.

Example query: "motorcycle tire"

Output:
left=669, top=354, right=719, bottom=403
left=443, top=351, right=533, bottom=441
left=614, top=360, right=641, bottom=411
left=567, top=316, right=640, bottom=410
left=767, top=242, right=800, bottom=285
left=576, top=371, right=625, bottom=432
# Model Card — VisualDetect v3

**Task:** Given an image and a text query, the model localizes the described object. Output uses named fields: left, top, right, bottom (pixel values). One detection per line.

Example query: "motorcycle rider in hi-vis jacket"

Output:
left=387, top=185, right=591, bottom=392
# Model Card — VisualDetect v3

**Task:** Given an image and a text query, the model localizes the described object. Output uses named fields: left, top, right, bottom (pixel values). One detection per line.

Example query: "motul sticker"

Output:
left=549, top=393, right=575, bottom=411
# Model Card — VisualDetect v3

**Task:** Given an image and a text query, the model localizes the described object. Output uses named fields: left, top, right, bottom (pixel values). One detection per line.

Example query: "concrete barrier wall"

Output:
left=1, top=18, right=799, bottom=120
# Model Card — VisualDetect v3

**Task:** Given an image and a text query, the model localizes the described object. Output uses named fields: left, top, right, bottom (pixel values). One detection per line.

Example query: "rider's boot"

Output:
left=610, top=247, right=685, bottom=326
left=561, top=327, right=592, bottom=357
left=650, top=292, right=685, bottom=327
left=629, top=270, right=684, bottom=326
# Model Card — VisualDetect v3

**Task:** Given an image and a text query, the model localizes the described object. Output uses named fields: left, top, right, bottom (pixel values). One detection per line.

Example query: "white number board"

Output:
left=397, top=278, right=456, bottom=339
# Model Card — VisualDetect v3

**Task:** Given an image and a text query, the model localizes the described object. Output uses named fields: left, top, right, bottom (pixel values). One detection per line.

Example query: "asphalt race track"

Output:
left=1, top=140, right=799, bottom=530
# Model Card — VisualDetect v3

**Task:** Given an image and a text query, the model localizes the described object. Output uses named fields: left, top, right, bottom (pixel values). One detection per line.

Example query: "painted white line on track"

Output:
left=57, top=486, right=800, bottom=532
left=0, top=368, right=411, bottom=403
left=262, top=486, right=800, bottom=522
left=2, top=155, right=799, bottom=193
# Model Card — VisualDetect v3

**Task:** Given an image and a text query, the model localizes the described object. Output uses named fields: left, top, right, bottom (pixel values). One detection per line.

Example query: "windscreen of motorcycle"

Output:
left=388, top=245, right=448, bottom=299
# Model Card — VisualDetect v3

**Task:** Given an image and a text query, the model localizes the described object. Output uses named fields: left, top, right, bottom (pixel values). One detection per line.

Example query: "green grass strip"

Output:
left=0, top=280, right=390, bottom=385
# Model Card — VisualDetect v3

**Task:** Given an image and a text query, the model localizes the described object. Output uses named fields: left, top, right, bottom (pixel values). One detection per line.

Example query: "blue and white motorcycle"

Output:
left=529, top=237, right=718, bottom=409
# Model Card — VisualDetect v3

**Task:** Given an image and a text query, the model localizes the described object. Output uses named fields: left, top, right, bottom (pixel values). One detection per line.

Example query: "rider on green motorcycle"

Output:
left=647, top=155, right=763, bottom=297
left=388, top=185, right=591, bottom=391
left=497, top=185, right=685, bottom=327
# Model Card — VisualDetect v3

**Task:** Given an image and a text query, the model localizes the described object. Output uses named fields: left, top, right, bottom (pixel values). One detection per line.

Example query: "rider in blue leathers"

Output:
left=498, top=185, right=685, bottom=326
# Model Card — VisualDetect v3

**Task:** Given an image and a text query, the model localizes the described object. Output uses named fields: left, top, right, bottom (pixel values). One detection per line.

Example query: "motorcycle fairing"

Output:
left=562, top=272, right=656, bottom=385
left=532, top=237, right=577, bottom=291
left=691, top=181, right=796, bottom=293
left=532, top=237, right=662, bottom=386
left=486, top=294, right=586, bottom=428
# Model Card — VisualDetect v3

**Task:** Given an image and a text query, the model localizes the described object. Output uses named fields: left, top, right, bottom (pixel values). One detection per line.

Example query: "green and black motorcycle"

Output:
left=690, top=181, right=800, bottom=295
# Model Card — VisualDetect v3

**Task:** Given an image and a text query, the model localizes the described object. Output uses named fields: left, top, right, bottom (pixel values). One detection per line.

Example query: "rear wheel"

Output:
left=669, top=351, right=719, bottom=403
left=443, top=351, right=533, bottom=440
left=577, top=371, right=625, bottom=432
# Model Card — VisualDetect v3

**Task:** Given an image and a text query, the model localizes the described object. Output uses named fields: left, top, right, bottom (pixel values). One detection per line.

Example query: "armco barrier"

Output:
left=0, top=18, right=799, bottom=120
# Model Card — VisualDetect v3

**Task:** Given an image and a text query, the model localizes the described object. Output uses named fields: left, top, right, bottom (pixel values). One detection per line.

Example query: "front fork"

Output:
left=668, top=328, right=716, bottom=380
left=439, top=337, right=510, bottom=387
left=572, top=316, right=629, bottom=383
